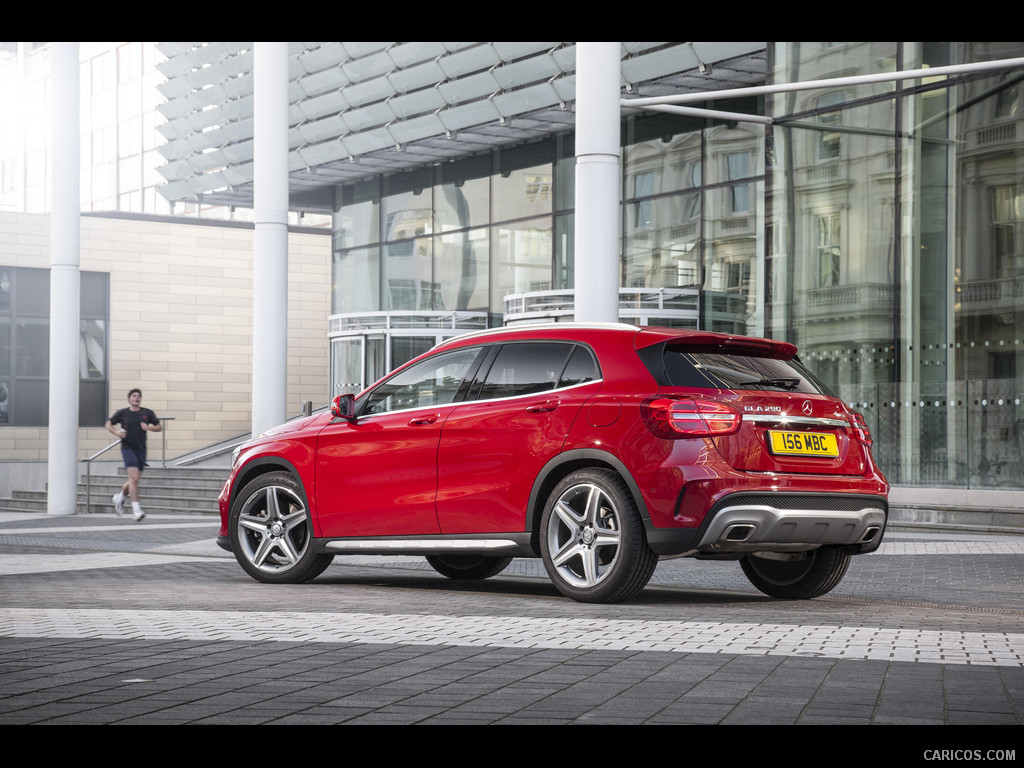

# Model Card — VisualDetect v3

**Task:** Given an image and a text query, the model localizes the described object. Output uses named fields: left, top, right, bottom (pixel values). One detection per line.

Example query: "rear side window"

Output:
left=662, top=350, right=834, bottom=395
left=475, top=342, right=599, bottom=401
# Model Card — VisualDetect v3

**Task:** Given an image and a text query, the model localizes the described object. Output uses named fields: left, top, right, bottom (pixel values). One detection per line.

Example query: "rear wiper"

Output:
left=746, top=377, right=801, bottom=390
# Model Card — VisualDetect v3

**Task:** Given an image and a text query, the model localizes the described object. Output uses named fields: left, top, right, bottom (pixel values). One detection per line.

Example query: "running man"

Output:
left=105, top=388, right=162, bottom=521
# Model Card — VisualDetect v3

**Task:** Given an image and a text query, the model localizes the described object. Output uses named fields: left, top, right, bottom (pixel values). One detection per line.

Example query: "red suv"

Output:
left=217, top=324, right=888, bottom=603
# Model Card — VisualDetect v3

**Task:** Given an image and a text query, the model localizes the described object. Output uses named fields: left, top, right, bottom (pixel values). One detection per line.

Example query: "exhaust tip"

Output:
left=724, top=524, right=755, bottom=542
left=860, top=526, right=881, bottom=543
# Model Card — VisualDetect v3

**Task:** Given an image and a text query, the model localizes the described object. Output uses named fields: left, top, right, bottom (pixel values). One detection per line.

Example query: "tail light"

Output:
left=642, top=397, right=741, bottom=439
left=850, top=412, right=873, bottom=446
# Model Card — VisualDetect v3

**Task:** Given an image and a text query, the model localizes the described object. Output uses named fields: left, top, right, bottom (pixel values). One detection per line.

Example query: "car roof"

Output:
left=433, top=323, right=797, bottom=358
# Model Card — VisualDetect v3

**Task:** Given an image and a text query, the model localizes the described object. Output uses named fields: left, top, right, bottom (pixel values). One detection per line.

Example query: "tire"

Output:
left=539, top=468, right=657, bottom=603
left=740, top=547, right=851, bottom=599
left=425, top=554, right=514, bottom=581
left=229, top=471, right=334, bottom=584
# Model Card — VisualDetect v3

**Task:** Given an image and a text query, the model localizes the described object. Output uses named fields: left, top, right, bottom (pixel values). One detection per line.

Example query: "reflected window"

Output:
left=816, top=213, right=841, bottom=287
left=816, top=92, right=845, bottom=160
left=992, top=185, right=1024, bottom=277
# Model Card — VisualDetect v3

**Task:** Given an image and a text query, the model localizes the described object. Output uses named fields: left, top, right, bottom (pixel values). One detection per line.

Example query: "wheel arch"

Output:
left=526, top=449, right=651, bottom=554
left=229, top=457, right=308, bottom=518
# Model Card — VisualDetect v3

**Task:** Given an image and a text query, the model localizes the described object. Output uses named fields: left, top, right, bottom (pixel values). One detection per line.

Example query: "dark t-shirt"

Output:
left=109, top=407, right=160, bottom=452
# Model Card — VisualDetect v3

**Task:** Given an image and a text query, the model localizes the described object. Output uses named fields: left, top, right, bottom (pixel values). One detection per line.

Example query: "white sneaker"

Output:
left=112, top=492, right=125, bottom=517
left=132, top=504, right=145, bottom=522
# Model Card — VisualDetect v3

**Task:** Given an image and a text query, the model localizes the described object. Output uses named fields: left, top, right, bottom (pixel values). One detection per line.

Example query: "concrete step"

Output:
left=0, top=466, right=228, bottom=517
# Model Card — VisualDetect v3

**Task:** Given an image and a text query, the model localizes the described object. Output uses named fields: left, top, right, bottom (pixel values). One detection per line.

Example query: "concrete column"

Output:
left=251, top=42, right=289, bottom=436
left=574, top=42, right=622, bottom=323
left=47, top=42, right=80, bottom=515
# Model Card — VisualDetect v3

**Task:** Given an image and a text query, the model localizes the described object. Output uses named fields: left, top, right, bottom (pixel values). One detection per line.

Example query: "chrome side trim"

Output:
left=323, top=538, right=520, bottom=554
left=742, top=414, right=850, bottom=427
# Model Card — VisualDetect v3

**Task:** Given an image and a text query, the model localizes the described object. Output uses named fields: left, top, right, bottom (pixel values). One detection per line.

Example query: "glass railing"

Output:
left=841, top=379, right=1023, bottom=489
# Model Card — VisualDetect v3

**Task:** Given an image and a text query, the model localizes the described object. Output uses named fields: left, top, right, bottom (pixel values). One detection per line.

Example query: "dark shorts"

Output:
left=121, top=448, right=147, bottom=471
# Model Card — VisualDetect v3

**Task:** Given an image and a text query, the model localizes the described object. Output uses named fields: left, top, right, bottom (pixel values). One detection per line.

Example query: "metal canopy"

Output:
left=155, top=42, right=767, bottom=211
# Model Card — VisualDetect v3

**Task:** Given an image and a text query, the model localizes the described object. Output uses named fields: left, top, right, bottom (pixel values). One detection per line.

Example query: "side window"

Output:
left=363, top=347, right=480, bottom=415
left=477, top=343, right=573, bottom=400
left=558, top=345, right=599, bottom=387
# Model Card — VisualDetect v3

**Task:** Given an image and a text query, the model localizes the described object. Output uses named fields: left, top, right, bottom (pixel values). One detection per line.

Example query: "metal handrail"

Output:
left=81, top=416, right=174, bottom=514
left=82, top=440, right=121, bottom=515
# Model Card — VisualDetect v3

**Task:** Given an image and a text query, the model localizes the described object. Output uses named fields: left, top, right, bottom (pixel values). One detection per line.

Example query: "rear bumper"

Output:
left=645, top=491, right=888, bottom=556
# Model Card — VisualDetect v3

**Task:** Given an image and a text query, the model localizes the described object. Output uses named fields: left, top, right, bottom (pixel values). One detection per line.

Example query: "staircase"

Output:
left=0, top=466, right=228, bottom=516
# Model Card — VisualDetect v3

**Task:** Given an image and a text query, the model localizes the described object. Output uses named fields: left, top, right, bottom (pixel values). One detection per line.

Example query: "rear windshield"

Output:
left=660, top=350, right=835, bottom=395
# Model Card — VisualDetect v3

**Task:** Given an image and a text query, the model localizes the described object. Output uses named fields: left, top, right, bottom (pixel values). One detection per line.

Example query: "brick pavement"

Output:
left=0, top=511, right=1023, bottom=731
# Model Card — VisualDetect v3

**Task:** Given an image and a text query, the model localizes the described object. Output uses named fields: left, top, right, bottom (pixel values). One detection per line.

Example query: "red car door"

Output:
left=315, top=346, right=483, bottom=538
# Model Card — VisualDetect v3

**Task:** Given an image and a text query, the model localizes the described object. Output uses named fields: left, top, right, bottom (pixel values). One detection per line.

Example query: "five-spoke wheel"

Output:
left=229, top=472, right=333, bottom=583
left=540, top=469, right=657, bottom=603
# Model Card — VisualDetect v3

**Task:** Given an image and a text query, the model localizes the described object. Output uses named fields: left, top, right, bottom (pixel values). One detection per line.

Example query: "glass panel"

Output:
left=0, top=318, right=8, bottom=377
left=624, top=128, right=702, bottom=203
left=332, top=247, right=380, bottom=314
left=79, top=379, right=107, bottom=427
left=17, top=267, right=48, bottom=314
left=435, top=228, right=488, bottom=313
left=0, top=381, right=7, bottom=424
left=490, top=216, right=552, bottom=315
left=15, top=316, right=48, bottom=376
left=554, top=133, right=576, bottom=213
left=435, top=155, right=490, bottom=231
left=952, top=43, right=1024, bottom=386
left=80, top=319, right=105, bottom=379
left=704, top=180, right=763, bottom=336
left=382, top=168, right=433, bottom=242
left=333, top=178, right=380, bottom=248
left=13, top=378, right=46, bottom=426
left=624, top=112, right=703, bottom=193
left=80, top=271, right=108, bottom=319
left=623, top=192, right=700, bottom=289
left=383, top=238, right=436, bottom=311
left=493, top=143, right=553, bottom=221
left=553, top=213, right=574, bottom=291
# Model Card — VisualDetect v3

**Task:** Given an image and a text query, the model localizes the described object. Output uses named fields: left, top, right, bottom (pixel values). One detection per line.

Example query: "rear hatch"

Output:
left=635, top=331, right=871, bottom=476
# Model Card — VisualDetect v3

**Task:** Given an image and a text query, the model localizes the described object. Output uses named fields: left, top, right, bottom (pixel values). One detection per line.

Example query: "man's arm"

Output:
left=143, top=411, right=162, bottom=433
left=105, top=419, right=126, bottom=439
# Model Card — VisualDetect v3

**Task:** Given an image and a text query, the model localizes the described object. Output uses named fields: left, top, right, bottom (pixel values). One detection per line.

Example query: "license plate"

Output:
left=768, top=430, right=838, bottom=457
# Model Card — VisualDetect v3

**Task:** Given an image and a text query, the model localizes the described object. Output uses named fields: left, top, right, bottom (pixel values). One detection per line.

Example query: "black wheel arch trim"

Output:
left=228, top=456, right=309, bottom=520
left=527, top=449, right=653, bottom=555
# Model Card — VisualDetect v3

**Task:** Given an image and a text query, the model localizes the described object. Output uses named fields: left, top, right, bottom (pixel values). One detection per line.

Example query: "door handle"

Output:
left=408, top=414, right=440, bottom=426
left=525, top=400, right=559, bottom=413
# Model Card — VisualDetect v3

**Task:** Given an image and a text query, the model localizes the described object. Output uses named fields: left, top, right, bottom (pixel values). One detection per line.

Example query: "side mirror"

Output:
left=331, top=394, right=356, bottom=421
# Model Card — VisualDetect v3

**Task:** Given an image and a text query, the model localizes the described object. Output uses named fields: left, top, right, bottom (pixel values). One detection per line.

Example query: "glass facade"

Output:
left=767, top=42, right=1024, bottom=490
left=328, top=41, right=1023, bottom=492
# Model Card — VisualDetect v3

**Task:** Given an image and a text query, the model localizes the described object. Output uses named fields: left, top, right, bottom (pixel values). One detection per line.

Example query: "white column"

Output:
left=47, top=42, right=80, bottom=515
left=251, top=42, right=290, bottom=436
left=574, top=42, right=622, bottom=324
